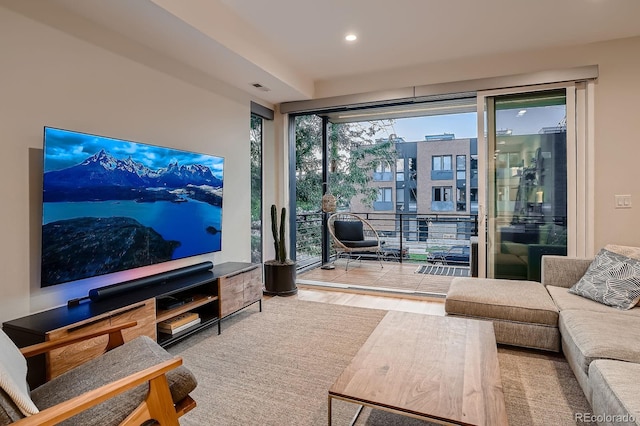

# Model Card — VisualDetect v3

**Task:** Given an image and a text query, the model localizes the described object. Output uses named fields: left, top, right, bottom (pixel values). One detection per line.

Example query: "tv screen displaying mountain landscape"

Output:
left=41, top=127, right=224, bottom=287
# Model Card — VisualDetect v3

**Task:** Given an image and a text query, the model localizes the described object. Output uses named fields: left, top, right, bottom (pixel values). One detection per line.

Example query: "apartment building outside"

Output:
left=349, top=134, right=478, bottom=243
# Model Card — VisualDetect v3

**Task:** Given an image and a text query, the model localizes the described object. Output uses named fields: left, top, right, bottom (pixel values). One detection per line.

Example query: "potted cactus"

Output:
left=263, top=204, right=297, bottom=296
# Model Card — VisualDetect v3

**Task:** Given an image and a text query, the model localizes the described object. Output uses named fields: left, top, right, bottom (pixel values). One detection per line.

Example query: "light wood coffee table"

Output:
left=328, top=311, right=507, bottom=425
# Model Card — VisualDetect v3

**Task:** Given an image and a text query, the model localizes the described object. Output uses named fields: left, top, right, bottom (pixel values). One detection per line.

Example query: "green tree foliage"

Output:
left=294, top=115, right=397, bottom=213
left=250, top=115, right=263, bottom=263
left=250, top=115, right=262, bottom=223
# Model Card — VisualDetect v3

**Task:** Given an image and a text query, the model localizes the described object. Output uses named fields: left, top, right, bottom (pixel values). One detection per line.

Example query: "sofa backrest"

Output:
left=541, top=255, right=593, bottom=288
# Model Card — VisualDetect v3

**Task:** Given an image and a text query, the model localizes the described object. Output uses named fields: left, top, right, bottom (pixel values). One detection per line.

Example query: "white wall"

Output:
left=315, top=36, right=640, bottom=251
left=0, top=6, right=255, bottom=323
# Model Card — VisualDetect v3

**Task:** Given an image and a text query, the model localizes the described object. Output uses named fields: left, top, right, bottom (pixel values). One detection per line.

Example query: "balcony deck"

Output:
left=297, top=260, right=457, bottom=297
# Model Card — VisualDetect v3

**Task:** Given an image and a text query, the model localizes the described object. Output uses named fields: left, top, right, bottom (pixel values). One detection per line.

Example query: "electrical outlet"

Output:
left=615, top=195, right=632, bottom=209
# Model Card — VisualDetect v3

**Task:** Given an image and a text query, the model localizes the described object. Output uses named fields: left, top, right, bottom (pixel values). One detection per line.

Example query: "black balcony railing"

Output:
left=295, top=212, right=324, bottom=268
left=295, top=212, right=478, bottom=270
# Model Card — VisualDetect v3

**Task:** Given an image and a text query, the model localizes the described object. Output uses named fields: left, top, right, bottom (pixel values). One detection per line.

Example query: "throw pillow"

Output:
left=569, top=248, right=640, bottom=310
left=0, top=329, right=39, bottom=416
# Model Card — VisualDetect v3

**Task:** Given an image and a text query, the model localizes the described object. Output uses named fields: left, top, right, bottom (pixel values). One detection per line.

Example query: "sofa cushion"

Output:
left=569, top=247, right=640, bottom=310
left=446, top=278, right=558, bottom=326
left=559, top=310, right=640, bottom=377
left=589, top=360, right=640, bottom=425
left=31, top=336, right=197, bottom=426
left=547, top=285, right=640, bottom=316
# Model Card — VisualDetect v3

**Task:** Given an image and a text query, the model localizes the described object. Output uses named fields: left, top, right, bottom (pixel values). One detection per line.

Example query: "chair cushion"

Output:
left=334, top=220, right=364, bottom=242
left=569, top=247, right=640, bottom=310
left=31, top=336, right=197, bottom=426
left=0, top=389, right=23, bottom=425
left=0, top=329, right=39, bottom=417
left=341, top=239, right=378, bottom=248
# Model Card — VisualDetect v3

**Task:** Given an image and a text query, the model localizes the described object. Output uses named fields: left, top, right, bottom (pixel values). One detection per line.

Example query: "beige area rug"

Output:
left=168, top=298, right=594, bottom=426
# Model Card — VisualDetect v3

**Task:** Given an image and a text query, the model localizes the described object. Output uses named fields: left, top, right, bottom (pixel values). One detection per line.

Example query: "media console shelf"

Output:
left=2, top=262, right=262, bottom=388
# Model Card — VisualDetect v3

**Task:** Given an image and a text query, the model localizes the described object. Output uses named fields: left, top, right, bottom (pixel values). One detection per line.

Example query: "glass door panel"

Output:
left=488, top=90, right=568, bottom=280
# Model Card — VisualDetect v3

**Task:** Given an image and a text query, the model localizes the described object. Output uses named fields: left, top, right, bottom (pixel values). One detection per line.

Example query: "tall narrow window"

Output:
left=396, top=158, right=405, bottom=181
left=456, top=155, right=466, bottom=211
left=250, top=101, right=273, bottom=265
left=250, top=114, right=263, bottom=264
left=408, top=158, right=417, bottom=181
left=396, top=188, right=405, bottom=211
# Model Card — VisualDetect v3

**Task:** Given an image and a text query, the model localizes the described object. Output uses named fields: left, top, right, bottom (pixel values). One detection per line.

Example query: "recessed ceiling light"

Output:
left=345, top=34, right=357, bottom=42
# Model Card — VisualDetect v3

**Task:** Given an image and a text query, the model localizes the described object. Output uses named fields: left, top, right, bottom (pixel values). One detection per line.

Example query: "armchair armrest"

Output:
left=13, top=357, right=185, bottom=426
left=20, top=321, right=137, bottom=358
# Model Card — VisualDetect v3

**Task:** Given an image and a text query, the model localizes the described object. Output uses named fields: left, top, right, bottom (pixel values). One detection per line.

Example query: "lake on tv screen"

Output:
left=41, top=200, right=222, bottom=285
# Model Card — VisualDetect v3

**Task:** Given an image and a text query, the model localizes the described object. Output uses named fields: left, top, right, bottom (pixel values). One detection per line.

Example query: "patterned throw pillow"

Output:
left=569, top=247, right=640, bottom=310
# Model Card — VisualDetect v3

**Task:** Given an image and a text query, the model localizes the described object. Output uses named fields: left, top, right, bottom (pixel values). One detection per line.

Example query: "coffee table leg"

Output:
left=328, top=395, right=332, bottom=426
left=349, top=405, right=364, bottom=426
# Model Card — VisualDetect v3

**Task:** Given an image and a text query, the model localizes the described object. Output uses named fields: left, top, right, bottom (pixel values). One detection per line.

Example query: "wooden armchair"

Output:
left=0, top=321, right=197, bottom=425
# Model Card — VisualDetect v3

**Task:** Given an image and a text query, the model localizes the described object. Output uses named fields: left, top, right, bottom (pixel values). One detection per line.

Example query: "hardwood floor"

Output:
left=263, top=261, right=448, bottom=315
left=295, top=287, right=446, bottom=315
left=298, top=260, right=453, bottom=295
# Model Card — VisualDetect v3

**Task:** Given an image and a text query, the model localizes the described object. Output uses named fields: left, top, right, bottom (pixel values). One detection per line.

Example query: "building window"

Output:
left=377, top=187, right=392, bottom=202
left=456, top=155, right=466, bottom=211
left=396, top=158, right=405, bottom=181
left=374, top=187, right=393, bottom=211
left=433, top=186, right=452, bottom=202
left=376, top=161, right=391, bottom=173
left=409, top=189, right=417, bottom=212
left=373, top=161, right=393, bottom=181
left=409, top=157, right=417, bottom=181
left=432, top=155, right=452, bottom=171
left=457, top=188, right=466, bottom=211
left=396, top=189, right=405, bottom=211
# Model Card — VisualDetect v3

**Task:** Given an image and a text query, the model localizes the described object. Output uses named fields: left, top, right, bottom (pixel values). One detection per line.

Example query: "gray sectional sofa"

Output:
left=445, top=255, right=640, bottom=425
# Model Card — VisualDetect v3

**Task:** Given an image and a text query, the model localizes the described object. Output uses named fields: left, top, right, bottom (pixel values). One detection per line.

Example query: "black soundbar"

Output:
left=86, top=261, right=214, bottom=303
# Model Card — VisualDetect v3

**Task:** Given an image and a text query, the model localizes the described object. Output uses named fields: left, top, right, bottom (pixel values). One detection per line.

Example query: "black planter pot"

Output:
left=263, top=262, right=297, bottom=296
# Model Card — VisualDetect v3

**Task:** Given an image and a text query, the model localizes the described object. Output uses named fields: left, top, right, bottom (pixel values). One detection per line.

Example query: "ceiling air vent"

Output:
left=250, top=82, right=271, bottom=92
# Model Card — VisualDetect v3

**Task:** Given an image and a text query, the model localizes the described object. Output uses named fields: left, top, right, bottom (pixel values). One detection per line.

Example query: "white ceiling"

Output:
left=9, top=0, right=640, bottom=104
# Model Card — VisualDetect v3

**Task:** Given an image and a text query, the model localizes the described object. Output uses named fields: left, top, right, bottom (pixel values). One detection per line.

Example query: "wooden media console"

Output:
left=3, top=262, right=262, bottom=389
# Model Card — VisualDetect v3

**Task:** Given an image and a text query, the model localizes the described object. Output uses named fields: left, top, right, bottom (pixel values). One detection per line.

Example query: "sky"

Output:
left=386, top=113, right=478, bottom=141
left=371, top=106, right=566, bottom=142
left=43, top=127, right=224, bottom=177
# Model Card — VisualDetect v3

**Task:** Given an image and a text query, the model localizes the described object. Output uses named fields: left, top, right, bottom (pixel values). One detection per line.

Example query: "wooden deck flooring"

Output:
left=297, top=260, right=453, bottom=296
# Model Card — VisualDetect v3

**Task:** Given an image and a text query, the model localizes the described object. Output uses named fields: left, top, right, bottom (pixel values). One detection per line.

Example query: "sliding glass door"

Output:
left=478, top=84, right=581, bottom=280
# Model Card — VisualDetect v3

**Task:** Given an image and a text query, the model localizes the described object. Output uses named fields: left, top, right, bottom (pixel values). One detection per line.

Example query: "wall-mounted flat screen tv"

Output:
left=41, top=127, right=224, bottom=287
